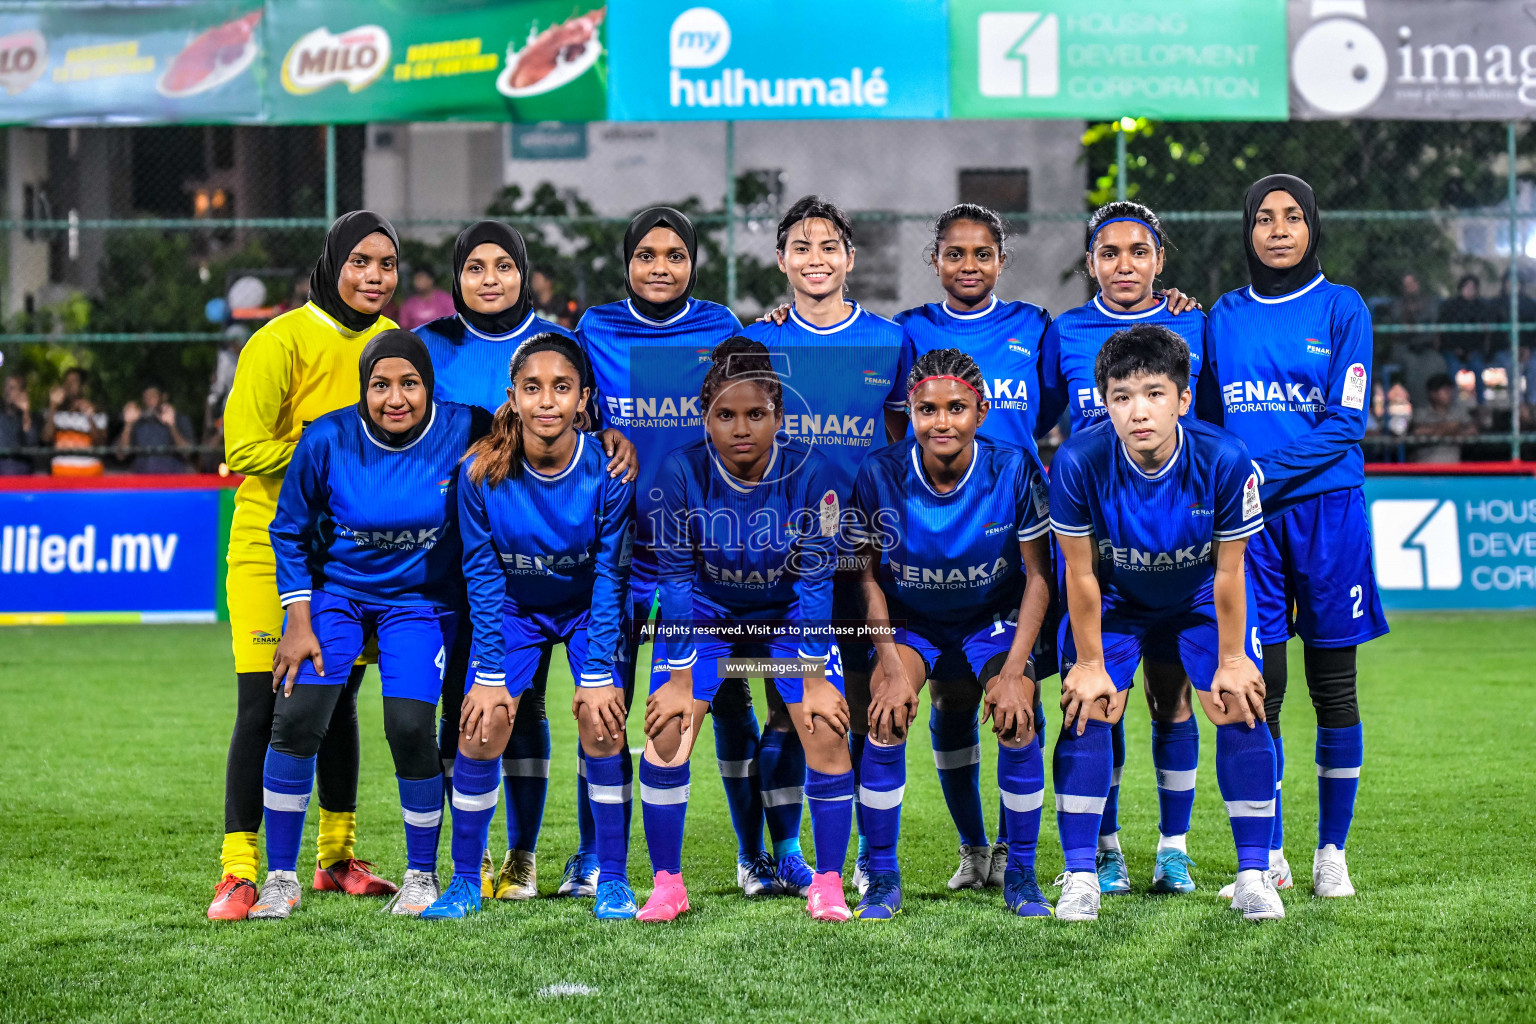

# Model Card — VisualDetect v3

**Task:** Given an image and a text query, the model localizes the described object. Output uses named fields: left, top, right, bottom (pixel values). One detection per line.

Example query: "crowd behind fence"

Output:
left=2, top=119, right=1534, bottom=475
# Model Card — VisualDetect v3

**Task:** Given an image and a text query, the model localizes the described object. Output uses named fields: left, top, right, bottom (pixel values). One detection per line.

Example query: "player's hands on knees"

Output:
left=1061, top=661, right=1116, bottom=736
left=799, top=676, right=849, bottom=738
left=645, top=671, right=694, bottom=740
left=1162, top=287, right=1203, bottom=315
left=599, top=428, right=639, bottom=483
left=867, top=665, right=918, bottom=745
left=272, top=603, right=322, bottom=697
left=573, top=685, right=628, bottom=741
left=1210, top=656, right=1266, bottom=727
left=461, top=684, right=516, bottom=747
left=984, top=660, right=1035, bottom=744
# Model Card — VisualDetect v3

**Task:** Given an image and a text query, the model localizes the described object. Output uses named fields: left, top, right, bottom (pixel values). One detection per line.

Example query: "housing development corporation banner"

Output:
left=950, top=0, right=1288, bottom=121
left=1364, top=475, right=1536, bottom=611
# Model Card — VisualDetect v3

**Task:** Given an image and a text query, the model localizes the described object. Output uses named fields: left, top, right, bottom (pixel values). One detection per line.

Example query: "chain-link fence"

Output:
left=2, top=118, right=1532, bottom=473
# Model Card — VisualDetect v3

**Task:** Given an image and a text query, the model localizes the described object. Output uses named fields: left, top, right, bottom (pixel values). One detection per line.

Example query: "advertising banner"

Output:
left=264, top=0, right=607, bottom=124
left=0, top=1, right=264, bottom=125
left=0, top=486, right=220, bottom=621
left=1365, top=475, right=1536, bottom=611
left=1289, top=0, right=1536, bottom=120
left=950, top=0, right=1289, bottom=121
left=606, top=0, right=949, bottom=121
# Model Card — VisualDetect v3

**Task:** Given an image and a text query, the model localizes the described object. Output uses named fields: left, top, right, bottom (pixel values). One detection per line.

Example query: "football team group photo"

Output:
left=4, top=2, right=1535, bottom=1021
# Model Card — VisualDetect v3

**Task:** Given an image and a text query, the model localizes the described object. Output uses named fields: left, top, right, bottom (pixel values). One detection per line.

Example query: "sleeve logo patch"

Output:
left=819, top=490, right=840, bottom=537
left=1031, top=478, right=1049, bottom=519
left=1341, top=362, right=1368, bottom=410
left=1242, top=472, right=1262, bottom=521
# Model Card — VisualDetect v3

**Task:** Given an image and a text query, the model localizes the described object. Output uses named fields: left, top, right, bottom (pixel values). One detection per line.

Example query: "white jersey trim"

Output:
left=625, top=298, right=692, bottom=327
left=910, top=440, right=979, bottom=499
left=523, top=430, right=586, bottom=483
left=1213, top=519, right=1266, bottom=542
left=1246, top=273, right=1326, bottom=305
left=1049, top=518, right=1094, bottom=538
left=709, top=441, right=779, bottom=495
left=361, top=400, right=438, bottom=454
left=1092, top=294, right=1170, bottom=321
left=788, top=302, right=862, bottom=335
left=1119, top=423, right=1184, bottom=481
left=458, top=309, right=538, bottom=343
left=940, top=294, right=999, bottom=321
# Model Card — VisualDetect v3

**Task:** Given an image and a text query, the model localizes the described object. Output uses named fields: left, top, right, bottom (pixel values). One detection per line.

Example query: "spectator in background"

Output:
left=0, top=373, right=37, bottom=475
left=1412, top=373, right=1478, bottom=463
left=399, top=268, right=455, bottom=329
left=529, top=267, right=578, bottom=327
left=1439, top=274, right=1493, bottom=402
left=41, top=367, right=107, bottom=476
left=1388, top=272, right=1435, bottom=326
left=1387, top=273, right=1450, bottom=409
left=117, top=385, right=194, bottom=474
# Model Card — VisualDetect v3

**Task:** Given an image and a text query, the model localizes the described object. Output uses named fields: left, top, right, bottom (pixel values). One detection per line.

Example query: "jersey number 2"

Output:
left=1349, top=585, right=1363, bottom=619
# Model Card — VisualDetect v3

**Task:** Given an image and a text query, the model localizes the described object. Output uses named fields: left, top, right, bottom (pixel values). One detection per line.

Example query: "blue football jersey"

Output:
left=271, top=401, right=481, bottom=609
left=413, top=311, right=576, bottom=415
left=654, top=438, right=838, bottom=665
left=1200, top=274, right=1371, bottom=516
left=895, top=295, right=1053, bottom=452
left=738, top=302, right=905, bottom=503
left=459, top=431, right=634, bottom=686
left=851, top=434, right=1051, bottom=629
left=575, top=297, right=742, bottom=553
left=1039, top=294, right=1207, bottom=435
left=1048, top=419, right=1264, bottom=616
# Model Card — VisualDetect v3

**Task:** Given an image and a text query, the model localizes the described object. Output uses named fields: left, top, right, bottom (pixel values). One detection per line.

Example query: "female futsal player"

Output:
left=636, top=338, right=853, bottom=923
left=210, top=211, right=402, bottom=920
left=415, top=220, right=634, bottom=902
left=249, top=331, right=484, bottom=919
left=572, top=208, right=767, bottom=898
left=851, top=348, right=1054, bottom=921
left=1037, top=200, right=1210, bottom=898
left=422, top=334, right=636, bottom=921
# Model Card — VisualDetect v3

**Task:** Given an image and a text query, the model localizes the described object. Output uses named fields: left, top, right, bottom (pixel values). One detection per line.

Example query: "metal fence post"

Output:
left=1505, top=120, right=1517, bottom=460
left=1116, top=123, right=1128, bottom=202
left=725, top=120, right=737, bottom=312
left=324, top=124, right=337, bottom=226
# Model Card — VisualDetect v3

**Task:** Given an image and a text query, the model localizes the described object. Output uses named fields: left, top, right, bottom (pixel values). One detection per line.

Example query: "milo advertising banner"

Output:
left=264, top=0, right=607, bottom=123
left=0, top=1, right=264, bottom=125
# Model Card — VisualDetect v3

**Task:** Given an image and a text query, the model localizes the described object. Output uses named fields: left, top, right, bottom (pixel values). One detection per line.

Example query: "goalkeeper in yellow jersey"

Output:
left=209, top=212, right=404, bottom=919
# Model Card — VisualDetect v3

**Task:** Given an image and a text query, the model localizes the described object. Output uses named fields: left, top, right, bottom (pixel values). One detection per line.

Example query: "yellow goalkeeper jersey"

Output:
left=224, top=301, right=399, bottom=554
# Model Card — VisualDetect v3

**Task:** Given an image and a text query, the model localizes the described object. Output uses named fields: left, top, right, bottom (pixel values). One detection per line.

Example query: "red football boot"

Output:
left=207, top=874, right=258, bottom=920
left=313, top=859, right=398, bottom=897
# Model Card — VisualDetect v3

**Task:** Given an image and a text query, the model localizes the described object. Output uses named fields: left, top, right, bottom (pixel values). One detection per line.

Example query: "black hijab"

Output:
left=453, top=220, right=531, bottom=337
left=624, top=207, right=698, bottom=322
left=309, top=211, right=399, bottom=333
left=358, top=329, right=435, bottom=450
left=1244, top=174, right=1322, bottom=298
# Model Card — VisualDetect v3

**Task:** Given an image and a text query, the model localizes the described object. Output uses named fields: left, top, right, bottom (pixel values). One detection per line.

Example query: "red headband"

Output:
left=908, top=374, right=983, bottom=401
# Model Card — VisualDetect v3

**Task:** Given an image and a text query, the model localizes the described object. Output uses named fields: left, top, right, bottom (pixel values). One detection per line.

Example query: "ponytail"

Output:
left=464, top=397, right=524, bottom=487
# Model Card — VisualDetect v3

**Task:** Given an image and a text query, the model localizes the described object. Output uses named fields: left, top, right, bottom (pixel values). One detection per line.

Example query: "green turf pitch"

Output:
left=1, top=616, right=1533, bottom=1023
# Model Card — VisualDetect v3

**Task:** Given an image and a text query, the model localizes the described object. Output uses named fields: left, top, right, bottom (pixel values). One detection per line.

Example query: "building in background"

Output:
left=362, top=119, right=1088, bottom=316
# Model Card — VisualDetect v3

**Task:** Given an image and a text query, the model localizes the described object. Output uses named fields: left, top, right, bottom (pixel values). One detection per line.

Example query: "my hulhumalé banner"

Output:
left=264, top=0, right=607, bottom=124
left=949, top=0, right=1289, bottom=121
left=0, top=1, right=265, bottom=125
left=605, top=0, right=950, bottom=120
